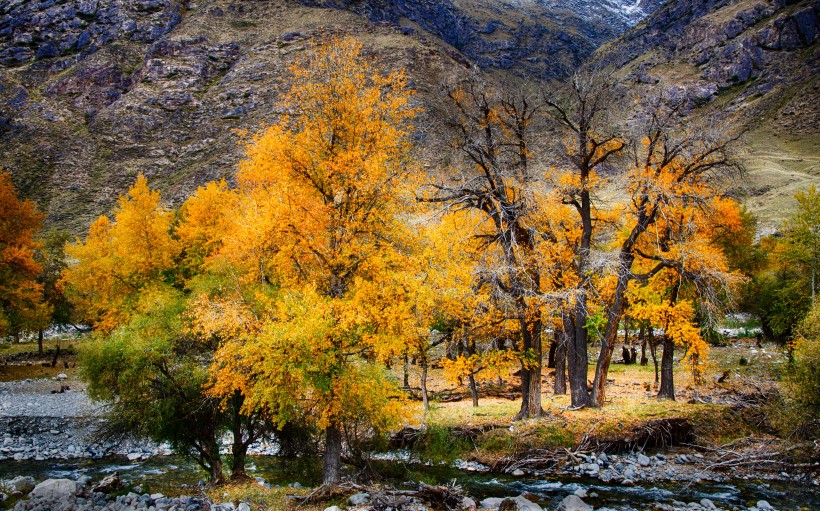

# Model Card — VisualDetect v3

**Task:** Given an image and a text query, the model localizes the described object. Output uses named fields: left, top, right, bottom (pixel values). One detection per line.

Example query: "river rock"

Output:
left=754, top=502, right=774, bottom=511
left=700, top=498, right=716, bottom=509
left=498, top=495, right=541, bottom=511
left=8, top=476, right=35, bottom=494
left=461, top=497, right=477, bottom=511
left=557, top=495, right=592, bottom=511
left=637, top=454, right=651, bottom=466
left=238, top=503, right=251, bottom=511
left=29, top=478, right=80, bottom=499
left=481, top=497, right=505, bottom=509
left=349, top=493, right=370, bottom=506
left=324, top=506, right=342, bottom=511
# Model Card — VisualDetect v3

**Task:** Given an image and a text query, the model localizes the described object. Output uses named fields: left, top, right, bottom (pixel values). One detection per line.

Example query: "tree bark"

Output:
left=640, top=325, right=648, bottom=366
left=209, top=454, right=224, bottom=485
left=649, top=328, right=659, bottom=384
left=403, top=353, right=410, bottom=388
left=38, top=329, right=44, bottom=356
left=547, top=339, right=557, bottom=369
left=554, top=327, right=567, bottom=395
left=516, top=316, right=543, bottom=418
left=468, top=373, right=479, bottom=407
left=230, top=391, right=250, bottom=480
left=323, top=423, right=343, bottom=485
left=567, top=306, right=589, bottom=407
left=658, top=337, right=675, bottom=400
left=421, top=359, right=430, bottom=411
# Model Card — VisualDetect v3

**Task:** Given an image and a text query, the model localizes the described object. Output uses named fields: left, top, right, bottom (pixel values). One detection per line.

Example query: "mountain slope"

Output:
left=0, top=0, right=473, bottom=232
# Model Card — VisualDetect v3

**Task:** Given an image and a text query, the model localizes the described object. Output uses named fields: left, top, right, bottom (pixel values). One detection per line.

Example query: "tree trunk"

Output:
left=649, top=328, right=659, bottom=385
left=50, top=340, right=61, bottom=368
left=38, top=329, right=44, bottom=356
left=554, top=327, right=567, bottom=395
left=547, top=339, right=557, bottom=369
left=421, top=359, right=430, bottom=411
left=323, top=423, right=343, bottom=485
left=210, top=454, right=224, bottom=485
left=516, top=316, right=543, bottom=418
left=640, top=325, right=648, bottom=366
left=230, top=391, right=248, bottom=480
left=567, top=304, right=589, bottom=407
left=403, top=353, right=410, bottom=388
left=591, top=255, right=633, bottom=407
left=658, top=336, right=675, bottom=399
left=468, top=373, right=479, bottom=407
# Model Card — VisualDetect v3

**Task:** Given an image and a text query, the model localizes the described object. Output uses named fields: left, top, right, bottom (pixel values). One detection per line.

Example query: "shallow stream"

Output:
left=0, top=455, right=816, bottom=510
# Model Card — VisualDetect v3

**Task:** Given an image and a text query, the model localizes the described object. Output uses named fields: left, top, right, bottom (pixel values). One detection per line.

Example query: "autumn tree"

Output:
left=546, top=79, right=743, bottom=407
left=66, top=176, right=252, bottom=483
left=423, top=77, right=554, bottom=419
left=34, top=229, right=74, bottom=355
left=0, top=170, right=48, bottom=343
left=204, top=38, right=416, bottom=485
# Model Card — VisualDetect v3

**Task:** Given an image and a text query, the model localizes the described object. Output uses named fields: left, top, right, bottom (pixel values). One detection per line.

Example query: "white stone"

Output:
left=700, top=498, right=716, bottom=509
left=324, top=506, right=342, bottom=511
left=637, top=454, right=651, bottom=466
left=756, top=501, right=774, bottom=510
left=237, top=503, right=251, bottom=511
left=480, top=497, right=505, bottom=509
left=30, top=479, right=79, bottom=499
left=511, top=469, right=524, bottom=476
left=127, top=452, right=142, bottom=461
left=557, top=495, right=593, bottom=511
left=56, top=373, right=68, bottom=380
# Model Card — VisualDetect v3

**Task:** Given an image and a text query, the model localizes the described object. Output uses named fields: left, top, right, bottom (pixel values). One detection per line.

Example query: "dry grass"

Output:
left=207, top=482, right=321, bottom=511
left=398, top=338, right=789, bottom=460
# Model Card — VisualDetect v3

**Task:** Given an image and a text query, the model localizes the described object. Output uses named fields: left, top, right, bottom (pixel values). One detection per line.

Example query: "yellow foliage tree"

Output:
left=63, top=173, right=178, bottom=332
left=203, top=38, right=416, bottom=484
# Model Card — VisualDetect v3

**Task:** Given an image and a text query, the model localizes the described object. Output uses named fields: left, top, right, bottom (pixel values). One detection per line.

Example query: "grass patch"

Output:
left=208, top=482, right=318, bottom=511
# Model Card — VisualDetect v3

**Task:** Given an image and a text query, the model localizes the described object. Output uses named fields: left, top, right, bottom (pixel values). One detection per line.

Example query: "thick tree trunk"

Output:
left=209, top=454, right=224, bottom=485
left=554, top=328, right=567, bottom=395
left=468, top=373, right=479, bottom=407
left=658, top=337, right=675, bottom=400
left=547, top=340, right=557, bottom=369
left=567, top=303, right=589, bottom=407
left=421, top=360, right=430, bottom=411
left=38, top=329, right=44, bottom=356
left=516, top=317, right=543, bottom=418
left=323, top=423, right=343, bottom=485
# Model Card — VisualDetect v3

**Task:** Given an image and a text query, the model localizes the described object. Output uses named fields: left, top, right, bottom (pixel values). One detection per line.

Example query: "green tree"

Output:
left=781, top=185, right=820, bottom=305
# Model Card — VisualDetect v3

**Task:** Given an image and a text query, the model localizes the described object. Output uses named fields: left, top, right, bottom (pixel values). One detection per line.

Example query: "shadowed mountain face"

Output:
left=0, top=0, right=816, bottom=231
left=301, top=0, right=665, bottom=78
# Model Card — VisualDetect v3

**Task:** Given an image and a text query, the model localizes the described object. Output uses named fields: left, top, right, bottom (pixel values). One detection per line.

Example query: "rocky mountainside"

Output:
left=0, top=0, right=477, bottom=232
left=590, top=0, right=819, bottom=228
left=303, top=0, right=665, bottom=78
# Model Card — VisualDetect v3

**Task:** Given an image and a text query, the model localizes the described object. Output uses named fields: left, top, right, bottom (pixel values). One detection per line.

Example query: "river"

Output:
left=1, top=454, right=816, bottom=510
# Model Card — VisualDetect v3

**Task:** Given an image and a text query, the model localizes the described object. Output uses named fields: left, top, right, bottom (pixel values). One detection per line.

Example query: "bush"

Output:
left=781, top=303, right=820, bottom=438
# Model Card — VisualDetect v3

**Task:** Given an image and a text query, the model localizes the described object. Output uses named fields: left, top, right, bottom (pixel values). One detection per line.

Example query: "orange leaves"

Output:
left=0, top=170, right=46, bottom=336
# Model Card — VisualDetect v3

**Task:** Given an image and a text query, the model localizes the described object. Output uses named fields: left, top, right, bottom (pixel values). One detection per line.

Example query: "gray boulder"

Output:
left=557, top=495, right=593, bottom=511
left=9, top=476, right=35, bottom=494
left=498, top=496, right=541, bottom=511
left=30, top=478, right=80, bottom=499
